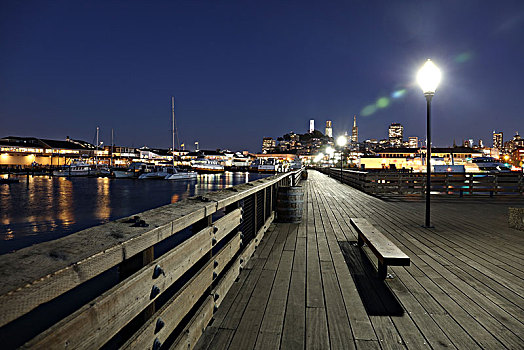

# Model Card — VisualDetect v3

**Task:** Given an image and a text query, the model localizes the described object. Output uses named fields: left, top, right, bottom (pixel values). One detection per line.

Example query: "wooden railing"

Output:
left=318, top=168, right=524, bottom=196
left=0, top=169, right=303, bottom=349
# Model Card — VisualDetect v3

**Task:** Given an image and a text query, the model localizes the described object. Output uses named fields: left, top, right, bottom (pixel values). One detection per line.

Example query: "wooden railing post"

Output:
left=263, top=187, right=267, bottom=222
left=253, top=192, right=258, bottom=234
left=118, top=245, right=156, bottom=339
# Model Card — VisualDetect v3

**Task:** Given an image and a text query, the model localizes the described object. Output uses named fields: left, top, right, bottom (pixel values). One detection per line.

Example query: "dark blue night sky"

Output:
left=1, top=1, right=523, bottom=152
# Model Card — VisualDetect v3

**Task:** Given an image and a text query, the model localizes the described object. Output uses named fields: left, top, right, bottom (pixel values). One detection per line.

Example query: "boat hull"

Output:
left=113, top=170, right=137, bottom=179
left=138, top=171, right=169, bottom=179
left=52, top=170, right=91, bottom=177
left=165, top=172, right=198, bottom=180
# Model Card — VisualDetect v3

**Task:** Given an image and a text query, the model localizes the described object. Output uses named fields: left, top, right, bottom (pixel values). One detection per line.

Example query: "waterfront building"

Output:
left=0, top=136, right=93, bottom=167
left=359, top=146, right=482, bottom=171
left=262, top=137, right=276, bottom=153
left=309, top=119, right=315, bottom=133
left=181, top=150, right=228, bottom=166
left=325, top=121, right=332, bottom=138
left=108, top=146, right=139, bottom=166
left=351, top=115, right=358, bottom=143
left=139, top=147, right=176, bottom=164
left=510, top=147, right=524, bottom=168
left=360, top=147, right=419, bottom=170
left=504, top=132, right=524, bottom=153
left=388, top=123, right=403, bottom=147
left=408, top=137, right=418, bottom=148
left=428, top=147, right=482, bottom=165
left=493, top=131, right=503, bottom=150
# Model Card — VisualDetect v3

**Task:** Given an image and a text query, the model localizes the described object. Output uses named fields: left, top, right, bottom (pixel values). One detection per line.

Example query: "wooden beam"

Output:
left=0, top=170, right=301, bottom=328
left=23, top=226, right=214, bottom=349
left=122, top=232, right=242, bottom=350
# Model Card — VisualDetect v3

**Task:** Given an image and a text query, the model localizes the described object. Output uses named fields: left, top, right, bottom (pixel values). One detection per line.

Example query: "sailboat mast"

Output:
left=172, top=97, right=175, bottom=167
left=111, top=128, right=114, bottom=167
left=96, top=126, right=99, bottom=167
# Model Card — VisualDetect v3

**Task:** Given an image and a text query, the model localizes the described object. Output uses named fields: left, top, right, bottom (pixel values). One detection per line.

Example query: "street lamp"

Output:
left=326, top=146, right=335, bottom=165
left=337, top=135, right=347, bottom=181
left=417, top=59, right=441, bottom=228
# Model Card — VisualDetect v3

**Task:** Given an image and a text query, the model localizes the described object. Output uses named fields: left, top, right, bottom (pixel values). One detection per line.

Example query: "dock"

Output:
left=0, top=169, right=522, bottom=349
left=196, top=171, right=524, bottom=349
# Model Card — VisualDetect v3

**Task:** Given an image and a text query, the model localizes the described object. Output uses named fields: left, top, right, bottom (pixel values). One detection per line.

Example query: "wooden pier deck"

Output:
left=196, top=170, right=524, bottom=349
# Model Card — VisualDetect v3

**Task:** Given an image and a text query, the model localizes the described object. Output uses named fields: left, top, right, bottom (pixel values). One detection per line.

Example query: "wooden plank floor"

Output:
left=196, top=170, right=524, bottom=349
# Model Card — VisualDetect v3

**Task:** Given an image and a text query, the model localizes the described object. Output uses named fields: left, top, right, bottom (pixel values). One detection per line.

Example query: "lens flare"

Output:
left=455, top=52, right=472, bottom=63
left=361, top=104, right=376, bottom=116
left=376, top=97, right=389, bottom=108
left=391, top=89, right=406, bottom=99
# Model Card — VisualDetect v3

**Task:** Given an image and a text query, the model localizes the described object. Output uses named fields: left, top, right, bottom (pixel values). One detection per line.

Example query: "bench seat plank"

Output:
left=350, top=218, right=410, bottom=275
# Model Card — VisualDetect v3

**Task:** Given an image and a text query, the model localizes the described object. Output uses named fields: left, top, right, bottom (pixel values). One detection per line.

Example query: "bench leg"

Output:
left=378, top=262, right=387, bottom=280
left=357, top=235, right=364, bottom=247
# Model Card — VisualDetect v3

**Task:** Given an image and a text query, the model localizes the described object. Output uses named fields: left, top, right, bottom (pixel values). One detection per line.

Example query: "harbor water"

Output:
left=0, top=172, right=271, bottom=255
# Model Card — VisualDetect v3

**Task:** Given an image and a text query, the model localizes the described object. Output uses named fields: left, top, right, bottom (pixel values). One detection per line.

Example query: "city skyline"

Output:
left=1, top=1, right=523, bottom=152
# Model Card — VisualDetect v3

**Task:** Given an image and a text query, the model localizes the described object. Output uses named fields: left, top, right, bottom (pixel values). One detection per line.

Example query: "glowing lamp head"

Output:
left=336, top=135, right=347, bottom=147
left=417, top=59, right=441, bottom=95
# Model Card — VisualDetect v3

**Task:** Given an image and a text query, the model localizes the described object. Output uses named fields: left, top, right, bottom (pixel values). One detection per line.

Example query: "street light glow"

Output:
left=417, top=59, right=441, bottom=95
left=314, top=153, right=324, bottom=162
left=326, top=146, right=335, bottom=155
left=336, top=135, right=347, bottom=147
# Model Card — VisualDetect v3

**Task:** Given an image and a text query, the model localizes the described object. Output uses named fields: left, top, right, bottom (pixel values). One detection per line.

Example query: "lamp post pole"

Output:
left=417, top=58, right=441, bottom=228
left=340, top=149, right=343, bottom=181
left=425, top=93, right=433, bottom=227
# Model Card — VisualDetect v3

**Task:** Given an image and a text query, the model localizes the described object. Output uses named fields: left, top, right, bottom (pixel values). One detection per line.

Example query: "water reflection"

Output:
left=0, top=172, right=271, bottom=254
left=95, top=178, right=111, bottom=222
left=58, top=177, right=75, bottom=229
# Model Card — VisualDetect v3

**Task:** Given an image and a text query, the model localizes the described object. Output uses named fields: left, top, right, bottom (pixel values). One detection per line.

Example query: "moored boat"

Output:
left=138, top=166, right=171, bottom=179
left=114, top=162, right=156, bottom=178
left=138, top=166, right=198, bottom=180
left=192, top=158, right=224, bottom=173
left=165, top=167, right=198, bottom=180
left=52, top=162, right=92, bottom=177
left=258, top=158, right=281, bottom=173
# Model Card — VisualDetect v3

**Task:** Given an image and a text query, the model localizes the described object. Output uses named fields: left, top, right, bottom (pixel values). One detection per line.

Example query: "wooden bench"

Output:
left=350, top=218, right=410, bottom=279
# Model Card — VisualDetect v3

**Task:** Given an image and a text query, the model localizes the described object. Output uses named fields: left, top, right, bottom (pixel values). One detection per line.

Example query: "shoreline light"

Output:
left=336, top=135, right=347, bottom=147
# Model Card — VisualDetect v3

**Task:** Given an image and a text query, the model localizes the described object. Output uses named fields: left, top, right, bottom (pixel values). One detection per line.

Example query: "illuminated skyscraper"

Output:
left=309, top=120, right=315, bottom=133
left=351, top=115, right=358, bottom=143
left=493, top=131, right=503, bottom=150
left=388, top=123, right=403, bottom=147
left=325, top=120, right=332, bottom=137
left=262, top=137, right=276, bottom=153
left=408, top=136, right=418, bottom=148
